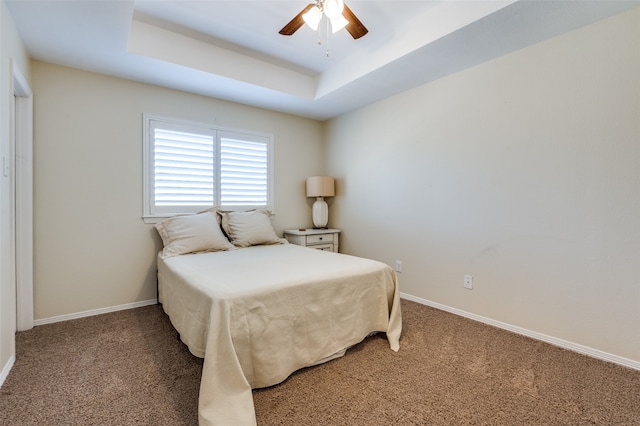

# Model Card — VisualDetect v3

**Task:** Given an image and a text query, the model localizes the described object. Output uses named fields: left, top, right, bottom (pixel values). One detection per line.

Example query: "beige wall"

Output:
left=0, top=0, right=31, bottom=380
left=326, top=8, right=640, bottom=363
left=9, top=2, right=640, bottom=375
left=31, top=61, right=323, bottom=320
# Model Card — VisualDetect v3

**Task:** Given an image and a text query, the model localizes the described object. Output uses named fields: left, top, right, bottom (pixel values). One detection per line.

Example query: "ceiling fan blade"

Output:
left=279, top=3, right=315, bottom=36
left=343, top=3, right=368, bottom=39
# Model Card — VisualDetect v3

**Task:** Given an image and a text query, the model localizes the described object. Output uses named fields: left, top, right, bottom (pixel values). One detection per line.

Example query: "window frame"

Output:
left=142, top=114, right=274, bottom=223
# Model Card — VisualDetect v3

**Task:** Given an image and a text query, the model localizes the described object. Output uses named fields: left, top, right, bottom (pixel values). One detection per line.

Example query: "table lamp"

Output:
left=306, top=176, right=335, bottom=228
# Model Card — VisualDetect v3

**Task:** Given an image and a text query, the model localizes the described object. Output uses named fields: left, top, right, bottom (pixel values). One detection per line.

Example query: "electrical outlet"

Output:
left=395, top=260, right=403, bottom=273
left=464, top=275, right=473, bottom=289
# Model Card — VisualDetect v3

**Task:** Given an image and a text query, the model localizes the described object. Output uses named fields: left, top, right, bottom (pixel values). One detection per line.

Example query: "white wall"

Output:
left=31, top=61, right=323, bottom=320
left=0, top=0, right=31, bottom=383
left=326, top=8, right=640, bottom=363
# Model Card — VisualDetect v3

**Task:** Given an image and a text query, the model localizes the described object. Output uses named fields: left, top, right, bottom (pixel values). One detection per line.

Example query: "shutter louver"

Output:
left=154, top=129, right=214, bottom=206
left=220, top=138, right=268, bottom=206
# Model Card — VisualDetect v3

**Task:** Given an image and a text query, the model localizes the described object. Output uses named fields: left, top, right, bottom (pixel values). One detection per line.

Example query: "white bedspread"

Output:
left=157, top=244, right=402, bottom=426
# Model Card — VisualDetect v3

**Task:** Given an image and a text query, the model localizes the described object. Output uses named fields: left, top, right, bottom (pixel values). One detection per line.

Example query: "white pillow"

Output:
left=155, top=211, right=235, bottom=258
left=219, top=209, right=286, bottom=248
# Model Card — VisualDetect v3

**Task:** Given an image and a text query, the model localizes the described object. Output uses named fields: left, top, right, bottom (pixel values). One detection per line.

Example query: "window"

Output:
left=143, top=115, right=273, bottom=222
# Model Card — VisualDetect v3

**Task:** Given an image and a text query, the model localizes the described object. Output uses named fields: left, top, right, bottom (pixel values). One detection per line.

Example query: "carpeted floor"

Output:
left=1, top=299, right=639, bottom=425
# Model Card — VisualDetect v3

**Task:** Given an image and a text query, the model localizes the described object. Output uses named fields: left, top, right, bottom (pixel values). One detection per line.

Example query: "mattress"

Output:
left=157, top=243, right=401, bottom=425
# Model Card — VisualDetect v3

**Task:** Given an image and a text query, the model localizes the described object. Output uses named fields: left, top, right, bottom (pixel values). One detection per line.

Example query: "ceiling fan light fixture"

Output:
left=330, top=15, right=349, bottom=33
left=279, top=0, right=368, bottom=41
left=323, top=0, right=344, bottom=19
left=302, top=5, right=322, bottom=31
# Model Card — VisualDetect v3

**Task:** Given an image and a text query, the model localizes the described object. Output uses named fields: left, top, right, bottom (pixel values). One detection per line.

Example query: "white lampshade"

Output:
left=323, top=0, right=344, bottom=19
left=306, top=176, right=335, bottom=228
left=330, top=15, right=349, bottom=33
left=302, top=5, right=322, bottom=31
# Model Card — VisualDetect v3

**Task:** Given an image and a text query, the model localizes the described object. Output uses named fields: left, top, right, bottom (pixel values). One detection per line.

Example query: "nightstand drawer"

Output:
left=312, top=243, right=334, bottom=251
left=306, top=234, right=334, bottom=245
left=284, top=228, right=340, bottom=253
left=283, top=229, right=340, bottom=253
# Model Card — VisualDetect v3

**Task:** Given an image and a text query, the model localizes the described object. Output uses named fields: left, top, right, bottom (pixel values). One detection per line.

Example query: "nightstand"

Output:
left=283, top=229, right=341, bottom=253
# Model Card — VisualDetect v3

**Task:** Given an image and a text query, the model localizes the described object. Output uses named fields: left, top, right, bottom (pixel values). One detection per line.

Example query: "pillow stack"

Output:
left=218, top=209, right=286, bottom=248
left=154, top=211, right=235, bottom=258
left=155, top=208, right=286, bottom=258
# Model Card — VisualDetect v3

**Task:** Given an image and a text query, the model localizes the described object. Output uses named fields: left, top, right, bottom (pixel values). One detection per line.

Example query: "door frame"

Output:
left=12, top=60, right=33, bottom=331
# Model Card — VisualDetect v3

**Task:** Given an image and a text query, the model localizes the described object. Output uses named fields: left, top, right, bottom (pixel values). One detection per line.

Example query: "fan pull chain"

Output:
left=314, top=15, right=332, bottom=58
left=316, top=15, right=324, bottom=47
left=325, top=16, right=330, bottom=57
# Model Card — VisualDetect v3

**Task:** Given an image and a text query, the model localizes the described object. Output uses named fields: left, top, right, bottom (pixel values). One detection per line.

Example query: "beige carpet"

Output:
left=1, top=300, right=639, bottom=425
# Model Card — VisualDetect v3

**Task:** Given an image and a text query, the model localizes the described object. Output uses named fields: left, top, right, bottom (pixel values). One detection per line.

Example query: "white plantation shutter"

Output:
left=154, top=128, right=214, bottom=207
left=144, top=115, right=273, bottom=220
left=220, top=134, right=268, bottom=206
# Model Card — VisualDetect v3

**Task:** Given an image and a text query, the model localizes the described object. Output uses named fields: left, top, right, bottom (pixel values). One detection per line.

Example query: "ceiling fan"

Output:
left=279, top=0, right=368, bottom=40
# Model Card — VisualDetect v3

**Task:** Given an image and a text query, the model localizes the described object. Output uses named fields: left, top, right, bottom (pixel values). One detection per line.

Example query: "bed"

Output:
left=154, top=209, right=402, bottom=426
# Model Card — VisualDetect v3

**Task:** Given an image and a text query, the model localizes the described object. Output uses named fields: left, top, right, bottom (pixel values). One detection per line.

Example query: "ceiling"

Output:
left=5, top=0, right=639, bottom=121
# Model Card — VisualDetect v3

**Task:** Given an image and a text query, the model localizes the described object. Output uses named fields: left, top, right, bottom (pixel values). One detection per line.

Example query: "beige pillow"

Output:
left=155, top=211, right=235, bottom=258
left=219, top=209, right=286, bottom=248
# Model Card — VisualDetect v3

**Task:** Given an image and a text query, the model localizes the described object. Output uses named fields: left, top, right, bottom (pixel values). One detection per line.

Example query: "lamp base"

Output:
left=312, top=197, right=329, bottom=228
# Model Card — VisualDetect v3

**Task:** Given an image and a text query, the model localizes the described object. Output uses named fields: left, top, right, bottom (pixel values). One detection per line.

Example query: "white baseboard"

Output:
left=34, top=299, right=158, bottom=326
left=0, top=355, right=15, bottom=389
left=400, top=292, right=640, bottom=372
left=28, top=294, right=640, bottom=371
